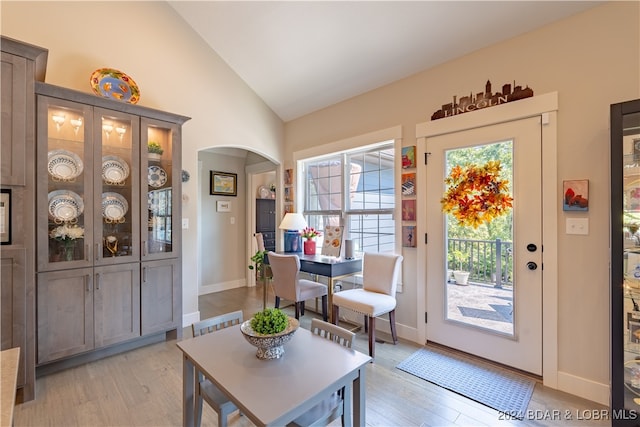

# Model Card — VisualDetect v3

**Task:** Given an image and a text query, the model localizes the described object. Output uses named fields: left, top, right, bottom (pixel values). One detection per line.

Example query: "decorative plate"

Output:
left=148, top=165, right=167, bottom=188
left=101, top=192, right=129, bottom=221
left=47, top=149, right=84, bottom=180
left=102, top=155, right=130, bottom=184
left=258, top=185, right=270, bottom=199
left=89, top=68, right=140, bottom=104
left=48, top=190, right=84, bottom=221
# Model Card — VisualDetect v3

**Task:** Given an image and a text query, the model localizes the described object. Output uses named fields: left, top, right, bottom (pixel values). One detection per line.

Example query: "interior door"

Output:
left=425, top=116, right=542, bottom=375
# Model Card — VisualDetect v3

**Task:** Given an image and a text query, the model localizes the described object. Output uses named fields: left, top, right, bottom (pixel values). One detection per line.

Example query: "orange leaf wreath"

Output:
left=441, top=160, right=513, bottom=228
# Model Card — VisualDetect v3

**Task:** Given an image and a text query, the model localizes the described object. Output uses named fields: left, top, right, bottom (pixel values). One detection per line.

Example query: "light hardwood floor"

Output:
left=14, top=284, right=609, bottom=426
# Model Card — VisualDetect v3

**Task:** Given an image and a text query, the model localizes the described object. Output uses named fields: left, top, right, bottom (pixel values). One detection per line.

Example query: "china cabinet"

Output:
left=0, top=36, right=48, bottom=402
left=35, top=82, right=188, bottom=369
left=611, top=98, right=640, bottom=426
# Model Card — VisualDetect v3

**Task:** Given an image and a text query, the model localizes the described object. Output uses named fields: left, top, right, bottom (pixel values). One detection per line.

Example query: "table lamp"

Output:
left=279, top=213, right=307, bottom=253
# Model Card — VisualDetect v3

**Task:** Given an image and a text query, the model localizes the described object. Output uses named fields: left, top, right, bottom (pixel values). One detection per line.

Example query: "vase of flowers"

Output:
left=50, top=224, right=84, bottom=261
left=300, top=227, right=321, bottom=255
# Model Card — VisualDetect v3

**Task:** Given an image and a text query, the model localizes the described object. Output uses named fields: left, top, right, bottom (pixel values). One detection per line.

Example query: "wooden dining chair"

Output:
left=288, top=319, right=355, bottom=427
left=332, top=252, right=403, bottom=358
left=191, top=310, right=244, bottom=427
left=268, top=252, right=328, bottom=321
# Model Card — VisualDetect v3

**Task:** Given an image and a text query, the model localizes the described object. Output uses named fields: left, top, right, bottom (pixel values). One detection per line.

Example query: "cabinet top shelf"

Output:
left=36, top=82, right=191, bottom=125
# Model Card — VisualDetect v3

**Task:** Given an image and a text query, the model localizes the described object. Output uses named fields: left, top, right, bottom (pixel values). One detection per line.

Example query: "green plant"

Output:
left=248, top=250, right=268, bottom=271
left=250, top=308, right=288, bottom=335
left=148, top=141, right=163, bottom=154
left=449, top=249, right=469, bottom=271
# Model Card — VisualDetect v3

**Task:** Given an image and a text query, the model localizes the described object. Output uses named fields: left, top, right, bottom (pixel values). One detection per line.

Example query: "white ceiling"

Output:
left=169, top=1, right=601, bottom=122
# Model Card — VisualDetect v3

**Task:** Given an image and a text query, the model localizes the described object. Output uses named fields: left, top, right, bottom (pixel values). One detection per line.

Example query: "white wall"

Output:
left=1, top=1, right=284, bottom=326
left=284, top=2, right=640, bottom=403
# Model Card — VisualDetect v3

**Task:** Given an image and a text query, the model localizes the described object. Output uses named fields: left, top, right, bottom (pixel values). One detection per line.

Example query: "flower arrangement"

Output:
left=49, top=224, right=85, bottom=241
left=441, top=160, right=513, bottom=229
left=300, top=227, right=321, bottom=239
left=49, top=224, right=84, bottom=261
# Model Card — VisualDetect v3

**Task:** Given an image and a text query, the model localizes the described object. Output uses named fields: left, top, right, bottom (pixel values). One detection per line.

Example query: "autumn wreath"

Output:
left=441, top=160, right=513, bottom=228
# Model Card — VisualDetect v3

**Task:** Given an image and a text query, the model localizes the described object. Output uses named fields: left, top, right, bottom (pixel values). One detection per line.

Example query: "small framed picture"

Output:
left=216, top=200, right=231, bottom=212
left=563, top=179, right=588, bottom=211
left=402, top=173, right=416, bottom=196
left=402, top=199, right=416, bottom=221
left=284, top=168, right=293, bottom=186
left=401, top=146, right=416, bottom=169
left=402, top=225, right=416, bottom=248
left=0, top=189, right=10, bottom=245
left=210, top=171, right=237, bottom=196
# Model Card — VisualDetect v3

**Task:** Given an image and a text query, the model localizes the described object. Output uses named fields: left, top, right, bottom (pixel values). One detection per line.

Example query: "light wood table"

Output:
left=1, top=347, right=20, bottom=427
left=177, top=325, right=371, bottom=427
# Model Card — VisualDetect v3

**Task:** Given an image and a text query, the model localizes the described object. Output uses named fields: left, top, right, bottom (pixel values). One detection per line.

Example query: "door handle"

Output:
left=526, top=261, right=538, bottom=270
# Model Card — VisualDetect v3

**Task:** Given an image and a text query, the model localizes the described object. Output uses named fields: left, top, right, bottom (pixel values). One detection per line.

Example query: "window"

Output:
left=301, top=142, right=396, bottom=255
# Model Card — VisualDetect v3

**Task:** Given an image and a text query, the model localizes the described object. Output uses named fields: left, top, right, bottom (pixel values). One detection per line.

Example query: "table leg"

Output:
left=183, top=355, right=195, bottom=427
left=328, top=277, right=335, bottom=323
left=353, top=367, right=366, bottom=426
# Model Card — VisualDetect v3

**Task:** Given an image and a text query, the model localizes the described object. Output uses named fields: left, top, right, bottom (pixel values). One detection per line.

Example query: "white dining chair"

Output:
left=332, top=252, right=403, bottom=358
left=268, top=252, right=328, bottom=321
left=191, top=310, right=244, bottom=427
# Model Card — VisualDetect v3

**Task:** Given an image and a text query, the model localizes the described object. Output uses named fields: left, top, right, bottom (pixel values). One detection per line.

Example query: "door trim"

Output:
left=416, top=92, right=558, bottom=389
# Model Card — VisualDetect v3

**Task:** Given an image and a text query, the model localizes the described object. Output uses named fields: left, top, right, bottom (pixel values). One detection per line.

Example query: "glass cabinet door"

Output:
left=37, top=97, right=93, bottom=271
left=612, top=99, right=640, bottom=426
left=94, top=107, right=140, bottom=264
left=141, top=118, right=180, bottom=260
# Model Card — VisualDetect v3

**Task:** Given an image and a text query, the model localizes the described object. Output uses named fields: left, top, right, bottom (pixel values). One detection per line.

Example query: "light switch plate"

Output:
left=566, top=218, right=588, bottom=235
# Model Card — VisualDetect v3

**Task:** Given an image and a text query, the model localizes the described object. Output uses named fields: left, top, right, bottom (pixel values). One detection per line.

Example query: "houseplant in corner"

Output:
left=240, top=308, right=299, bottom=359
left=450, top=249, right=471, bottom=285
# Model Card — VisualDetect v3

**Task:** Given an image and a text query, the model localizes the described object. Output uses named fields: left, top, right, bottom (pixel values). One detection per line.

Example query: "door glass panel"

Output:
left=146, top=125, right=173, bottom=255
left=443, top=140, right=514, bottom=336
left=46, top=105, right=88, bottom=263
left=100, top=113, right=134, bottom=258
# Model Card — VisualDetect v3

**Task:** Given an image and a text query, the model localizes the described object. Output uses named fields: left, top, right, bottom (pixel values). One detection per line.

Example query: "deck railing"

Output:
left=447, top=238, right=513, bottom=287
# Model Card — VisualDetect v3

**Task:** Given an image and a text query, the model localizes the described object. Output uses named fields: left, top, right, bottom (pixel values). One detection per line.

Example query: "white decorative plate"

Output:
left=102, top=155, right=130, bottom=184
left=47, top=149, right=84, bottom=180
left=258, top=185, right=270, bottom=199
left=101, top=192, right=129, bottom=221
left=148, top=165, right=167, bottom=188
left=48, top=190, right=84, bottom=221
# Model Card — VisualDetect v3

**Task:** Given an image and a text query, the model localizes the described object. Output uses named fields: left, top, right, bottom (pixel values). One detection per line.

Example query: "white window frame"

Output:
left=292, top=126, right=403, bottom=256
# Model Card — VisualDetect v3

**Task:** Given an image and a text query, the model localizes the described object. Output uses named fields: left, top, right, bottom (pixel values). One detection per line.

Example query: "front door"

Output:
left=425, top=116, right=543, bottom=375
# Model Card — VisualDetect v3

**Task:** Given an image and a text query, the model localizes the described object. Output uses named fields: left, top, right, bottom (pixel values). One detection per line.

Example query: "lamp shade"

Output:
left=279, top=213, right=306, bottom=253
left=278, top=213, right=307, bottom=231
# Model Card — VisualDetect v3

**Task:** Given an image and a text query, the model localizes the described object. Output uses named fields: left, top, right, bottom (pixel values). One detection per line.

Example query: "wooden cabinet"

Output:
left=256, top=198, right=276, bottom=251
left=1, top=36, right=47, bottom=402
left=35, top=83, right=188, bottom=368
left=141, top=259, right=181, bottom=336
left=611, top=98, right=640, bottom=425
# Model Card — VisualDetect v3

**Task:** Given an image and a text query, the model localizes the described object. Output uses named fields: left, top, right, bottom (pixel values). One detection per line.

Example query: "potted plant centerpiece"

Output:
left=147, top=141, right=163, bottom=161
left=240, top=308, right=299, bottom=359
left=450, top=249, right=471, bottom=285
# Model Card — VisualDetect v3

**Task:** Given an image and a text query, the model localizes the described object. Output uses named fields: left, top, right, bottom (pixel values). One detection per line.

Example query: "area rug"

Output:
left=397, top=346, right=535, bottom=418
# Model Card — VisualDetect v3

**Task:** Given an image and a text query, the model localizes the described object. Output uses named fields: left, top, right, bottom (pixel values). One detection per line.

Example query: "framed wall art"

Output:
left=216, top=200, right=231, bottom=212
left=210, top=171, right=237, bottom=196
left=402, top=172, right=416, bottom=196
left=0, top=189, right=11, bottom=245
left=563, top=179, right=588, bottom=211
left=401, top=146, right=416, bottom=168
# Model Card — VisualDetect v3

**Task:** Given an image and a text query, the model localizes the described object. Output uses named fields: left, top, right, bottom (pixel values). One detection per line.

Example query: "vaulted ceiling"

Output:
left=169, top=1, right=601, bottom=122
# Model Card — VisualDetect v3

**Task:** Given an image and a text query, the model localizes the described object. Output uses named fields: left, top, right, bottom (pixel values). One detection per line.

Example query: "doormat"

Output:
left=397, top=346, right=535, bottom=419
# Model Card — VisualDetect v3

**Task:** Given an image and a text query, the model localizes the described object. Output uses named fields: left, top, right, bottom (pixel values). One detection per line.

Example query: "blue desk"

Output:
left=265, top=252, right=362, bottom=321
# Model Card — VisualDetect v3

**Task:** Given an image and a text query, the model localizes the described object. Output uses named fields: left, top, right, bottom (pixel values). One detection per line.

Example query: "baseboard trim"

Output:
left=199, top=280, right=245, bottom=295
left=183, top=310, right=200, bottom=328
left=557, top=370, right=609, bottom=406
